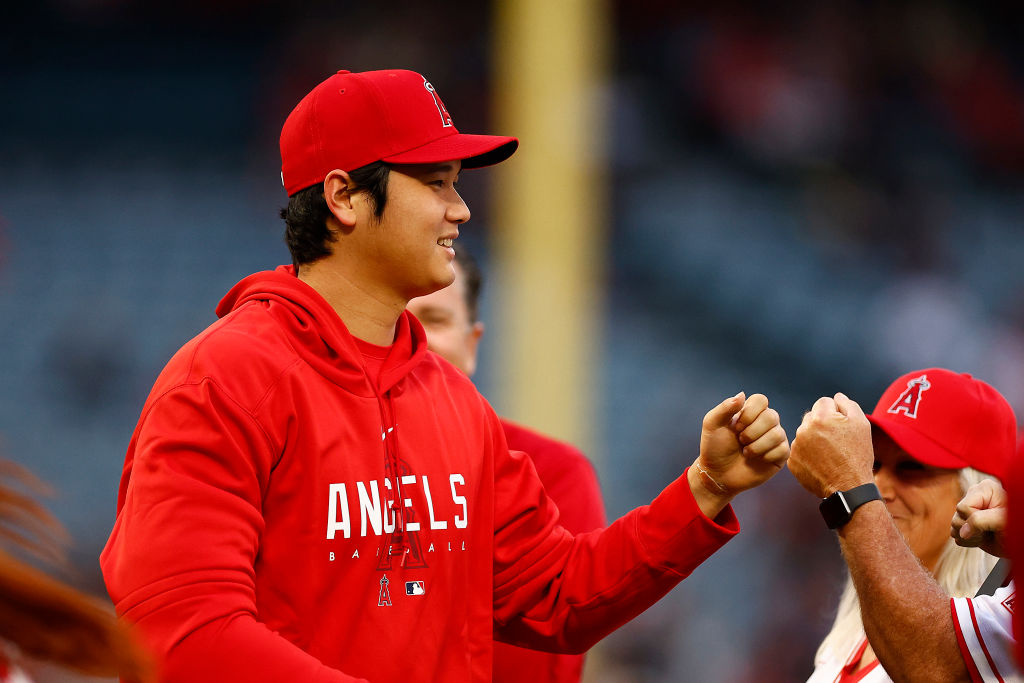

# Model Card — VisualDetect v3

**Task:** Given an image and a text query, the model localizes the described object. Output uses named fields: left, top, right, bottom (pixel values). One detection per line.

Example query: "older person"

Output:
left=789, top=368, right=1020, bottom=682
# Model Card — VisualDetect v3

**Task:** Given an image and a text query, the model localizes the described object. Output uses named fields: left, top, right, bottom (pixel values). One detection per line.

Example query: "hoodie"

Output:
left=101, top=267, right=739, bottom=682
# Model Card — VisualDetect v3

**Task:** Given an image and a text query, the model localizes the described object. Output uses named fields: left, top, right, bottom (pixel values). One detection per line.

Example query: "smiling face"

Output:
left=352, top=161, right=470, bottom=303
left=871, top=429, right=963, bottom=573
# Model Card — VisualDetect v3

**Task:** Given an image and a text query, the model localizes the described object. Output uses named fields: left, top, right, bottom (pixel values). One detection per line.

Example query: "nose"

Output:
left=447, top=190, right=471, bottom=224
left=874, top=467, right=896, bottom=502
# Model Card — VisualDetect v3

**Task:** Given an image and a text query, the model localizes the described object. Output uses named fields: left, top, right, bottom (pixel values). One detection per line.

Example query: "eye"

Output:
left=418, top=311, right=451, bottom=326
left=872, top=461, right=881, bottom=473
left=896, top=461, right=926, bottom=473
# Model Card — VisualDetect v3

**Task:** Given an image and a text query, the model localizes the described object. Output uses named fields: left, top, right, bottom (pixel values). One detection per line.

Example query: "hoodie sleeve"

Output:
left=100, top=379, right=368, bottom=683
left=490, top=422, right=739, bottom=654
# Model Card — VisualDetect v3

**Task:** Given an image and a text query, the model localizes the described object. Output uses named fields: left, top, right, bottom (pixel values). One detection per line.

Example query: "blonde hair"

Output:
left=815, top=467, right=999, bottom=666
left=0, top=459, right=154, bottom=681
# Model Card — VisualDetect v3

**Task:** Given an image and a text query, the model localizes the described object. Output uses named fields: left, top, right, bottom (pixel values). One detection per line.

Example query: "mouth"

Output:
left=437, top=237, right=454, bottom=248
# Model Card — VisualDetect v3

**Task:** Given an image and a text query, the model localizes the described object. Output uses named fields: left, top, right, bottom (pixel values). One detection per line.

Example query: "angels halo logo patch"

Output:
left=423, top=80, right=453, bottom=128
left=887, top=374, right=931, bottom=419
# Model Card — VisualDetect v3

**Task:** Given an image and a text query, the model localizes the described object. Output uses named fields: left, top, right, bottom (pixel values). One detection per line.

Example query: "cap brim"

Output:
left=383, top=133, right=518, bottom=168
left=866, top=414, right=968, bottom=470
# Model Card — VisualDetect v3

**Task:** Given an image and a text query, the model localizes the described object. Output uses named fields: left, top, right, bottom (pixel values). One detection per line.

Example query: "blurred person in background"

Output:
left=99, top=68, right=791, bottom=682
left=408, top=247, right=607, bottom=683
left=0, top=458, right=152, bottom=683
left=789, top=368, right=1019, bottom=682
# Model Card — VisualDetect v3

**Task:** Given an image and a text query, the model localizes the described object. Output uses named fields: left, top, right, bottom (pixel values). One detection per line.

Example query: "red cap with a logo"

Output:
left=280, top=69, right=518, bottom=196
left=866, top=368, right=1017, bottom=480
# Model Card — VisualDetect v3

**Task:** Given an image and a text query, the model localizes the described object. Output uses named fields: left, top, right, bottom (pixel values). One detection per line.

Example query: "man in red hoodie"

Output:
left=101, top=69, right=790, bottom=682
left=408, top=248, right=607, bottom=683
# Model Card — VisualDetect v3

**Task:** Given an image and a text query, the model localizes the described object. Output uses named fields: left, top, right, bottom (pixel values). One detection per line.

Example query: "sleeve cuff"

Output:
left=634, top=469, right=740, bottom=575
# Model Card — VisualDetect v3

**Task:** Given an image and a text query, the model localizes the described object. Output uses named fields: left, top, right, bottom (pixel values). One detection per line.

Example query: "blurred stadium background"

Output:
left=2, top=1, right=1024, bottom=681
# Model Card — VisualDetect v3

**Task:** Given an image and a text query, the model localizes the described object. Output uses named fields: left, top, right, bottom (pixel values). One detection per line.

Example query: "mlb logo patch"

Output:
left=406, top=581, right=425, bottom=596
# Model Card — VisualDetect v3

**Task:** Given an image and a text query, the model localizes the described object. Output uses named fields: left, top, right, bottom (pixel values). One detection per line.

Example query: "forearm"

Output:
left=144, top=607, right=366, bottom=683
left=495, top=470, right=738, bottom=653
left=105, top=504, right=366, bottom=682
left=838, top=502, right=969, bottom=683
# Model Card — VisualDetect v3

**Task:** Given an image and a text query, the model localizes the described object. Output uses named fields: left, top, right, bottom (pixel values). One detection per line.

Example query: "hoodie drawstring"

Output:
left=377, top=391, right=410, bottom=565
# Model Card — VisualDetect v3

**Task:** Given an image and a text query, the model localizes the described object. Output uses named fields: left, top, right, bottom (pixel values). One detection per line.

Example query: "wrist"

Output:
left=823, top=473, right=875, bottom=498
left=687, top=461, right=734, bottom=519
left=694, top=459, right=728, bottom=496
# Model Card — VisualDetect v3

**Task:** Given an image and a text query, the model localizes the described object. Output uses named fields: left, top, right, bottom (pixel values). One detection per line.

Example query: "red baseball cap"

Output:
left=866, top=368, right=1017, bottom=480
left=280, top=69, right=518, bottom=196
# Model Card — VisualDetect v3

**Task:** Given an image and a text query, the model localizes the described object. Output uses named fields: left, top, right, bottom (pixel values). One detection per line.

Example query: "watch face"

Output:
left=819, top=491, right=850, bottom=530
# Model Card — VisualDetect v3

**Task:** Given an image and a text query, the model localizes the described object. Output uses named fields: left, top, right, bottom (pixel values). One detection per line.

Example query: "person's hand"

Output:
left=951, top=478, right=1008, bottom=558
left=691, top=392, right=789, bottom=501
left=789, top=393, right=874, bottom=499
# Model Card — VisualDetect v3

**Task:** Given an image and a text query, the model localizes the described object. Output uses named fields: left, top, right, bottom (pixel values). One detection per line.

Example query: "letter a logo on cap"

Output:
left=423, top=79, right=453, bottom=128
left=887, top=374, right=931, bottom=419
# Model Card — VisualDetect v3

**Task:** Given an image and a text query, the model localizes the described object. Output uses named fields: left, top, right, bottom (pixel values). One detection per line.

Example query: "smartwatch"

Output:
left=819, top=483, right=882, bottom=530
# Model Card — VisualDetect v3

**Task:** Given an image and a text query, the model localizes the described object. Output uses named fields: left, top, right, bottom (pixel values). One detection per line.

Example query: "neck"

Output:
left=297, top=260, right=404, bottom=346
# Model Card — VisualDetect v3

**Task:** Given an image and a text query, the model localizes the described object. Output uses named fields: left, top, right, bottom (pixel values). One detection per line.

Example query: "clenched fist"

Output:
left=789, top=393, right=874, bottom=499
left=688, top=392, right=789, bottom=518
left=951, top=478, right=1008, bottom=558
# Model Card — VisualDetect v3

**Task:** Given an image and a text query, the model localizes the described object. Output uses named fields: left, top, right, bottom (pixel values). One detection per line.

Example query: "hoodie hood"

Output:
left=215, top=265, right=428, bottom=397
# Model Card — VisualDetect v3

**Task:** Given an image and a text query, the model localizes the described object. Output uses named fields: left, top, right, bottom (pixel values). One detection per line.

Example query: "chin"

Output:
left=438, top=267, right=456, bottom=288
left=433, top=271, right=457, bottom=291
left=409, top=281, right=447, bottom=300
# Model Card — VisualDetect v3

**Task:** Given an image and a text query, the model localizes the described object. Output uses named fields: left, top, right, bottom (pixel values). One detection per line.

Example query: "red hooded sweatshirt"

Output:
left=101, top=267, right=739, bottom=682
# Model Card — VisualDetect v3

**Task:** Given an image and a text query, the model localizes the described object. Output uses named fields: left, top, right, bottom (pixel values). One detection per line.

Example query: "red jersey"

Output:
left=100, top=267, right=738, bottom=682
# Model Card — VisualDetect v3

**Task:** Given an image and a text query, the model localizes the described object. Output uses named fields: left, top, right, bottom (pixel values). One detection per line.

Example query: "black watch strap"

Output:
left=819, top=483, right=882, bottom=530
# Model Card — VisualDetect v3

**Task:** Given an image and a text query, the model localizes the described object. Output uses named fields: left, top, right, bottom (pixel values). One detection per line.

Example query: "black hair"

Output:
left=279, top=161, right=391, bottom=269
left=454, top=247, right=484, bottom=323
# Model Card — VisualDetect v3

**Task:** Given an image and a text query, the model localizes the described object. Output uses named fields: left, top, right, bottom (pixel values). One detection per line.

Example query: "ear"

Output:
left=464, top=321, right=485, bottom=376
left=470, top=321, right=485, bottom=346
left=323, top=169, right=358, bottom=228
